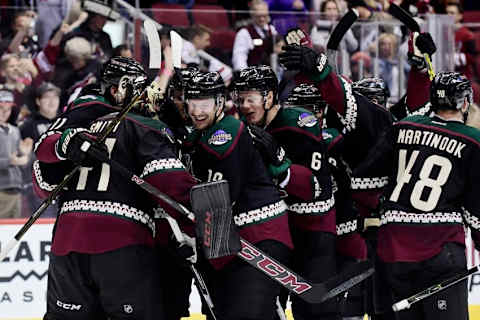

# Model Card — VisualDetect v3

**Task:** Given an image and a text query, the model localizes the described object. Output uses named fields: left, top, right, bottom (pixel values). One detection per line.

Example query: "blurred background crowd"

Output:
left=0, top=0, right=479, bottom=219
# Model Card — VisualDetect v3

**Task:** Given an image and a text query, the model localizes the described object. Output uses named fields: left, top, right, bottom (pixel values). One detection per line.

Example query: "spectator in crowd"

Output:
left=446, top=2, right=476, bottom=80
left=310, top=0, right=358, bottom=75
left=350, top=50, right=373, bottom=81
left=232, top=0, right=278, bottom=71
left=310, top=0, right=348, bottom=14
left=64, top=0, right=120, bottom=63
left=266, top=0, right=307, bottom=36
left=35, top=0, right=78, bottom=48
left=19, top=82, right=60, bottom=218
left=0, top=89, right=32, bottom=219
left=374, top=32, right=405, bottom=99
left=0, top=10, right=40, bottom=57
left=181, top=24, right=232, bottom=85
left=113, top=44, right=133, bottom=58
left=182, top=24, right=212, bottom=69
left=0, top=53, right=37, bottom=124
left=53, top=36, right=100, bottom=107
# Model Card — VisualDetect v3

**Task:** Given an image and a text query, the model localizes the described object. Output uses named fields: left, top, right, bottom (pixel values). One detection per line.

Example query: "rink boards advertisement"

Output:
left=1, top=219, right=480, bottom=319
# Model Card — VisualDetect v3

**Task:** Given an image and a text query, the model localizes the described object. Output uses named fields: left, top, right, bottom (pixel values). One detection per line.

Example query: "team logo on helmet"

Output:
left=123, top=304, right=134, bottom=314
left=208, top=129, right=232, bottom=145
left=297, top=113, right=317, bottom=128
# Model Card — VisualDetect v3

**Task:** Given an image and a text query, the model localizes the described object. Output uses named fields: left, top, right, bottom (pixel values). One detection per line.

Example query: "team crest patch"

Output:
left=208, top=129, right=232, bottom=145
left=297, top=113, right=317, bottom=128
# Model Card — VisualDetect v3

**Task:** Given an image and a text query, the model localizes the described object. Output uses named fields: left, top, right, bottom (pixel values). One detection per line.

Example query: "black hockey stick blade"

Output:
left=392, top=264, right=479, bottom=311
left=238, top=239, right=374, bottom=304
left=326, top=8, right=359, bottom=50
left=387, top=2, right=420, bottom=32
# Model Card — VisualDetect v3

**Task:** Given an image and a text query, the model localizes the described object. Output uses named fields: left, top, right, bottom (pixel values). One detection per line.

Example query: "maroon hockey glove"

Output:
left=285, top=27, right=313, bottom=48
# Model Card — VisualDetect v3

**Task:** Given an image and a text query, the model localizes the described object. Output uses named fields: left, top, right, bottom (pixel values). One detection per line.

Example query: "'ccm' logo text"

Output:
left=57, top=300, right=82, bottom=311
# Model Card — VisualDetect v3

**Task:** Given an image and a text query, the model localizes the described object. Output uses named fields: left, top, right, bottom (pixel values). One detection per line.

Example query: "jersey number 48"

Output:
left=389, top=149, right=452, bottom=212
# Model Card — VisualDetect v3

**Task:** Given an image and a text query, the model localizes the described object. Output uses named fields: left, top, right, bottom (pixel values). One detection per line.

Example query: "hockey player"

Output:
left=352, top=77, right=390, bottom=109
left=285, top=83, right=367, bottom=320
left=232, top=65, right=339, bottom=320
left=33, top=56, right=197, bottom=320
left=183, top=70, right=293, bottom=320
left=353, top=72, right=479, bottom=320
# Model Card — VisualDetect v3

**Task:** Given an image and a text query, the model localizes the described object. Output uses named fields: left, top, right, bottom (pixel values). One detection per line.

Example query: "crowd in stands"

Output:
left=0, top=0, right=478, bottom=219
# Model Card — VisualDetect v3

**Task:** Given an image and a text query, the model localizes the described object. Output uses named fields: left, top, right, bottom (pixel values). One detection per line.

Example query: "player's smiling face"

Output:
left=187, top=97, right=218, bottom=130
left=238, top=91, right=266, bottom=125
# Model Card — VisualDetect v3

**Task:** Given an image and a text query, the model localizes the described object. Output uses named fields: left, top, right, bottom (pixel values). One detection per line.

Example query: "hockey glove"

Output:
left=248, top=125, right=285, bottom=167
left=279, top=44, right=331, bottom=81
left=55, top=128, right=109, bottom=167
left=247, top=125, right=291, bottom=187
left=408, top=32, right=436, bottom=70
left=285, top=27, right=312, bottom=48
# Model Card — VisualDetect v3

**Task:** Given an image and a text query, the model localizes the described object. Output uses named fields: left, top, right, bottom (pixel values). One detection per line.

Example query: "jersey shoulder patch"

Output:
left=199, top=115, right=243, bottom=158
left=273, top=107, right=321, bottom=136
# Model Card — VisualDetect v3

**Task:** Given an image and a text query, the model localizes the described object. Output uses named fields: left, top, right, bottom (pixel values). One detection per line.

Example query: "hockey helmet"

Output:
left=166, top=67, right=199, bottom=101
left=184, top=71, right=226, bottom=101
left=430, top=72, right=472, bottom=112
left=232, top=65, right=278, bottom=96
left=284, top=83, right=327, bottom=113
left=352, top=77, right=390, bottom=107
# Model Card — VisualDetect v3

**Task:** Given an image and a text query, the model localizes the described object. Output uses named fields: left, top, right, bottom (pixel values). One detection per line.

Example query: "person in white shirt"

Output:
left=232, top=0, right=278, bottom=71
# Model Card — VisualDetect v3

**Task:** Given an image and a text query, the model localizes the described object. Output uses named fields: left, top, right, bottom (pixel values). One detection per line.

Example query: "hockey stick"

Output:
left=170, top=30, right=183, bottom=69
left=82, top=147, right=375, bottom=304
left=159, top=213, right=217, bottom=320
left=326, top=8, right=358, bottom=73
left=387, top=2, right=435, bottom=80
left=0, top=20, right=162, bottom=263
left=392, top=265, right=478, bottom=311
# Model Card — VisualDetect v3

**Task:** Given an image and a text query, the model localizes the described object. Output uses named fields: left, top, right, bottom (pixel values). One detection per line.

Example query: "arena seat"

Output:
left=152, top=3, right=190, bottom=27
left=191, top=5, right=230, bottom=29
left=463, top=11, right=480, bottom=23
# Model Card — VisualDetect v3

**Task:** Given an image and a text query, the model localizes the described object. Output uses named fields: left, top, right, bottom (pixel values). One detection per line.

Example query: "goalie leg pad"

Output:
left=191, top=180, right=241, bottom=259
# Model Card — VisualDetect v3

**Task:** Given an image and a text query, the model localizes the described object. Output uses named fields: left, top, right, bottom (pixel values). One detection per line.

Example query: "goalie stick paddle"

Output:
left=82, top=148, right=375, bottom=304
left=0, top=24, right=163, bottom=263
left=387, top=2, right=435, bottom=80
left=392, top=265, right=479, bottom=312
left=326, top=8, right=358, bottom=72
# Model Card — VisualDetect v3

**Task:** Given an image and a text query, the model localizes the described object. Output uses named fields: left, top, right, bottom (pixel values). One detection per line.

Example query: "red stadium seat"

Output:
left=210, top=30, right=236, bottom=51
left=463, top=11, right=480, bottom=23
left=191, top=5, right=230, bottom=29
left=152, top=3, right=190, bottom=27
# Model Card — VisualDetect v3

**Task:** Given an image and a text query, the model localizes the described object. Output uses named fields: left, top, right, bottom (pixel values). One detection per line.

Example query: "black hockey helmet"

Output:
left=352, top=77, right=390, bottom=107
left=284, top=83, right=327, bottom=113
left=184, top=71, right=226, bottom=100
left=166, top=67, right=199, bottom=101
left=430, top=72, right=472, bottom=112
left=232, top=65, right=278, bottom=98
left=100, top=56, right=148, bottom=109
